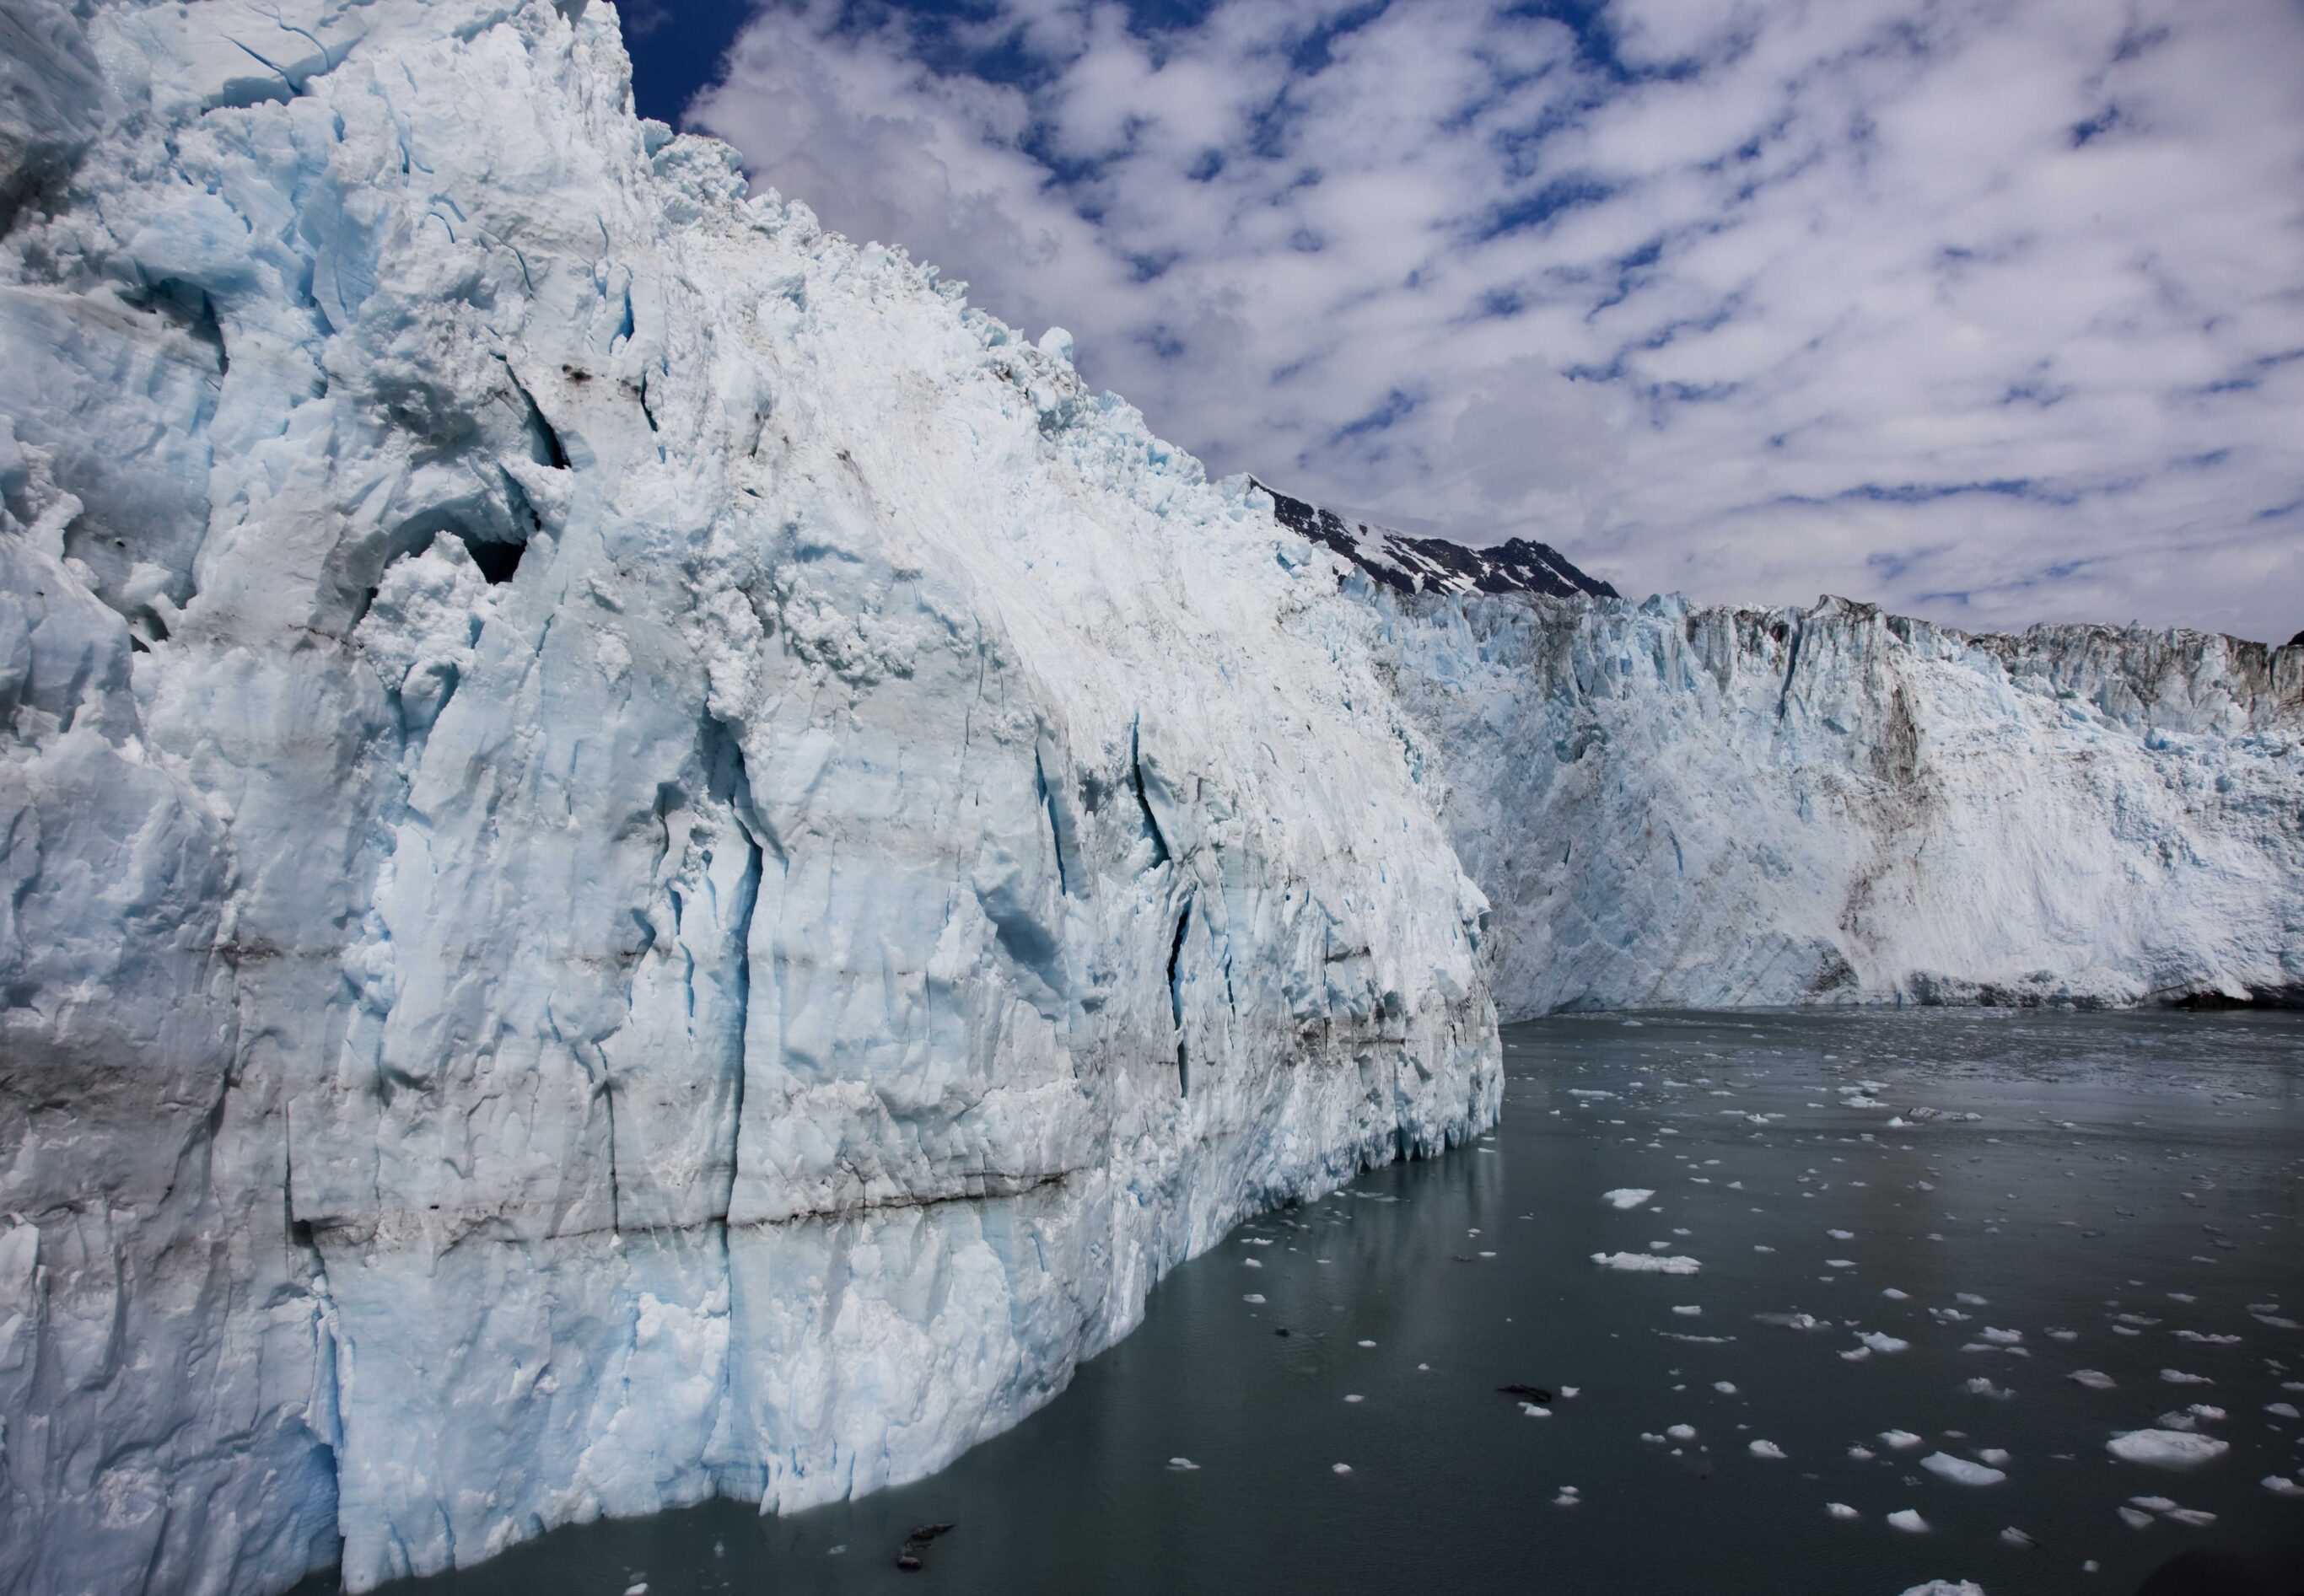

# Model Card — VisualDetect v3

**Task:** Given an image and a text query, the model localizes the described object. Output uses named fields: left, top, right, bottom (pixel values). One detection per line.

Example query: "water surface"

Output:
left=331, top=1009, right=2304, bottom=1594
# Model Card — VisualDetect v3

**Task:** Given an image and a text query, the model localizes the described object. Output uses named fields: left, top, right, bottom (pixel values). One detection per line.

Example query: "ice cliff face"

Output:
left=0, top=3, right=1498, bottom=1592
left=1375, top=588, right=2304, bottom=1018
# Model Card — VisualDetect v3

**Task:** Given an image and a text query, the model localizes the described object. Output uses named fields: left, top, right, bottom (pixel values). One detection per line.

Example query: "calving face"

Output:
left=0, top=2, right=1496, bottom=1593
left=1372, top=588, right=2304, bottom=1018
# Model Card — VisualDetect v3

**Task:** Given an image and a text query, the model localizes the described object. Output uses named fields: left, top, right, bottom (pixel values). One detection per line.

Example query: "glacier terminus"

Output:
left=0, top=3, right=2296, bottom=1594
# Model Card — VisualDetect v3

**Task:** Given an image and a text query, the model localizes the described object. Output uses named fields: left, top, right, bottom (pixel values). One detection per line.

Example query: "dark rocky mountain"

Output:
left=1254, top=477, right=1617, bottom=601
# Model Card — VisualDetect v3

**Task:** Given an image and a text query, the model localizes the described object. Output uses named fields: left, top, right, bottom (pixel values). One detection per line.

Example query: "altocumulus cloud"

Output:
left=685, top=0, right=2304, bottom=642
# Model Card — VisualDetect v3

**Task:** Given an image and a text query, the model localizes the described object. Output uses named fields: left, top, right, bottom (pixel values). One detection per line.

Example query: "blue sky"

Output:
left=633, top=0, right=2304, bottom=642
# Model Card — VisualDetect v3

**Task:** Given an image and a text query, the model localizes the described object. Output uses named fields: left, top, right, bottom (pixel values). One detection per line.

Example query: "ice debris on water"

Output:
left=1920, top=1453, right=2007, bottom=1486
left=2108, top=1431, right=2230, bottom=1468
left=1593, top=1253, right=1701, bottom=1274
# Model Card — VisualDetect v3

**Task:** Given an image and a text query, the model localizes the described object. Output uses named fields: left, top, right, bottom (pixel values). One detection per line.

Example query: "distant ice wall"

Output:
left=0, top=3, right=1496, bottom=1592
left=1379, top=588, right=2304, bottom=1018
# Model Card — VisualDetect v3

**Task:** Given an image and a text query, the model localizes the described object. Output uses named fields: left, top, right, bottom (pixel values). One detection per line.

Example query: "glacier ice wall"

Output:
left=0, top=3, right=1498, bottom=1591
left=1376, top=588, right=2304, bottom=1018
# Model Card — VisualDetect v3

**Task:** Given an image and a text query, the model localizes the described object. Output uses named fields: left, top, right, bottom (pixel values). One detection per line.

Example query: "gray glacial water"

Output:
left=315, top=1009, right=2304, bottom=1595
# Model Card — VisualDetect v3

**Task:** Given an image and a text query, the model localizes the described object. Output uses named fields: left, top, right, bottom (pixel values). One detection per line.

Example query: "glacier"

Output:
left=3, top=0, right=2301, bottom=1593
left=0, top=3, right=1497, bottom=1592
left=1365, top=586, right=2303, bottom=1018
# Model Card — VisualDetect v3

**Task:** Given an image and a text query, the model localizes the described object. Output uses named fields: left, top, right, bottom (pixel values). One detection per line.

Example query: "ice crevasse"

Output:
left=0, top=3, right=1499, bottom=1592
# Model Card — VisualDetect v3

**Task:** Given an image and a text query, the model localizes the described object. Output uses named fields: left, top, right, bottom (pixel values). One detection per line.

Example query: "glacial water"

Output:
left=320, top=1009, right=2304, bottom=1595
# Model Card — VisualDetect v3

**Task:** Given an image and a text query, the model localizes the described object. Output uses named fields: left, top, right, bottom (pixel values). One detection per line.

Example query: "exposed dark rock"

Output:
left=1255, top=476, right=1617, bottom=600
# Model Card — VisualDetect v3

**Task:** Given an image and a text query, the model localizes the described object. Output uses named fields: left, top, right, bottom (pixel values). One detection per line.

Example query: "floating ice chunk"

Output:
left=1713, top=1381, right=1737, bottom=1394
left=2160, top=1369, right=2212, bottom=1384
left=1980, top=1327, right=2022, bottom=1345
left=2265, top=1402, right=2300, bottom=1420
left=1857, top=1331, right=1909, bottom=1354
left=1886, top=1508, right=1930, bottom=1533
left=1956, top=1293, right=1988, bottom=1306
left=2000, top=1527, right=2038, bottom=1548
left=2166, top=1508, right=2217, bottom=1528
left=1521, top=1404, right=1551, bottom=1418
left=2264, top=1475, right=2304, bottom=1497
left=1592, top=1253, right=1700, bottom=1274
left=1827, top=1229, right=1855, bottom=1240
left=1167, top=1458, right=1200, bottom=1470
left=1666, top=1424, right=1697, bottom=1441
left=1883, top=1288, right=1911, bottom=1300
left=1671, top=1305, right=1703, bottom=1317
left=1243, top=1294, right=1267, bottom=1304
left=1603, top=1189, right=1656, bottom=1210
left=1332, top=1463, right=1353, bottom=1475
left=2107, top=1431, right=2230, bottom=1467
left=1356, top=1340, right=1377, bottom=1348
left=2118, top=1506, right=2156, bottom=1529
left=1849, top=1446, right=1876, bottom=1459
left=1963, top=1378, right=2015, bottom=1400
left=1825, top=1259, right=1856, bottom=1269
left=2128, top=1496, right=2177, bottom=1513
left=1880, top=1430, right=1924, bottom=1449
left=1827, top=1502, right=1859, bottom=1520
left=1748, top=1440, right=1787, bottom=1459
left=1343, top=1394, right=1364, bottom=1404
left=1977, top=1448, right=2011, bottom=1466
left=1920, top=1453, right=2006, bottom=1486
left=1896, top=1583, right=1983, bottom=1596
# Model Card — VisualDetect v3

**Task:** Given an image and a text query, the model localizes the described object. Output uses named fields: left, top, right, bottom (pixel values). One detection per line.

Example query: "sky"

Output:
left=628, top=0, right=2304, bottom=642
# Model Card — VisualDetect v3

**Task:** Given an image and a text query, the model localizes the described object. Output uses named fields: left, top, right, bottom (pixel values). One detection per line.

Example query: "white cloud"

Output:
left=686, top=0, right=2304, bottom=642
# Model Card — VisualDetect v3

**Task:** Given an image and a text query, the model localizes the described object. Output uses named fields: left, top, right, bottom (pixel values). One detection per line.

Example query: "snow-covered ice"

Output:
left=1603, top=1188, right=1656, bottom=1209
